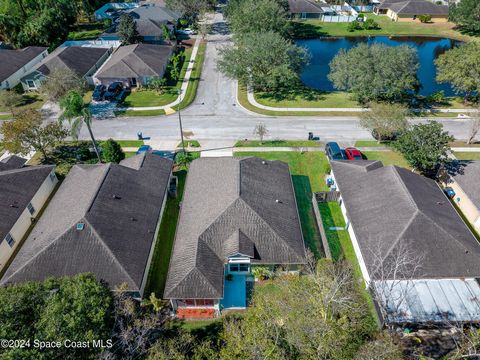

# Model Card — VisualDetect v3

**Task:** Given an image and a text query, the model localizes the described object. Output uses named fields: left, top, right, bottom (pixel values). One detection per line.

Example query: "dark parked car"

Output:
left=325, top=142, right=346, bottom=161
left=104, top=82, right=123, bottom=101
left=344, top=147, right=363, bottom=160
left=92, top=84, right=106, bottom=102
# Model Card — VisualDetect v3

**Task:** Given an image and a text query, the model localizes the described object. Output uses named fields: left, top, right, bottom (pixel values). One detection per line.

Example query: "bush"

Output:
left=348, top=20, right=362, bottom=32
left=363, top=18, right=380, bottom=30
left=102, top=139, right=125, bottom=163
left=418, top=14, right=432, bottom=23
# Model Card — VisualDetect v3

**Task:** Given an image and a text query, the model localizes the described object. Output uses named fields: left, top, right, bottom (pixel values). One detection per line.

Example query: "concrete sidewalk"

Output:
left=246, top=86, right=479, bottom=114
left=122, top=38, right=202, bottom=112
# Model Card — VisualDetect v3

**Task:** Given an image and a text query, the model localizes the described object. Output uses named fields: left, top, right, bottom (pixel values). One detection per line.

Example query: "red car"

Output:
left=344, top=147, right=362, bottom=160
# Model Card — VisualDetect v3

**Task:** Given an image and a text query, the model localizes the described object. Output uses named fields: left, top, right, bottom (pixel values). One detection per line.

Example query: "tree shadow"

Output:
left=256, top=84, right=327, bottom=102
left=290, top=21, right=329, bottom=39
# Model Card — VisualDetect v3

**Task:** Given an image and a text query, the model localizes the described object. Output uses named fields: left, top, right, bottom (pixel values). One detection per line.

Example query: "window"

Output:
left=27, top=202, right=35, bottom=215
left=4, top=233, right=15, bottom=247
left=26, top=80, right=35, bottom=89
left=230, top=263, right=249, bottom=272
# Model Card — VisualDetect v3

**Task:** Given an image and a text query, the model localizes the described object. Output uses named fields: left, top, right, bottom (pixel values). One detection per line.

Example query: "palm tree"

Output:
left=59, top=90, right=102, bottom=162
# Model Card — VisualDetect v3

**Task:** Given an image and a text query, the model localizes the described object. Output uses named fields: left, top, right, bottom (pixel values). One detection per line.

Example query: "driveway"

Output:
left=80, top=7, right=474, bottom=145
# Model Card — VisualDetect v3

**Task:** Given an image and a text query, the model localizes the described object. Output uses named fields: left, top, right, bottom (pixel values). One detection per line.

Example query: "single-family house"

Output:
left=20, top=45, right=112, bottom=90
left=442, top=161, right=480, bottom=233
left=100, top=3, right=180, bottom=44
left=1, top=153, right=173, bottom=298
left=0, top=156, right=57, bottom=273
left=288, top=0, right=332, bottom=19
left=93, top=43, right=175, bottom=87
left=164, top=157, right=306, bottom=319
left=374, top=0, right=449, bottom=22
left=0, top=47, right=48, bottom=90
left=329, top=160, right=480, bottom=324
left=94, top=2, right=140, bottom=20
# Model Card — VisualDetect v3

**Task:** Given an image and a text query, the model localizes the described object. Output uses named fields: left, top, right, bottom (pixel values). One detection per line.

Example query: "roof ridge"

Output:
left=0, top=165, right=53, bottom=176
left=85, top=217, right=140, bottom=288
left=132, top=46, right=159, bottom=75
left=237, top=197, right=304, bottom=260
left=86, top=164, right=111, bottom=213
left=370, top=208, right=419, bottom=277
left=2, top=215, right=90, bottom=283
left=390, top=166, right=418, bottom=210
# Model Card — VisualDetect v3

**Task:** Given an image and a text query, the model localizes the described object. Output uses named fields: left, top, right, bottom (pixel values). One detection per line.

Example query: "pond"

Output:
left=298, top=36, right=462, bottom=96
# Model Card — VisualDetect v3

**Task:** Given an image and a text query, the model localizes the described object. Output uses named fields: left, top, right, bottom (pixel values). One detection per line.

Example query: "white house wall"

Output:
left=0, top=49, right=48, bottom=90
left=0, top=170, right=57, bottom=272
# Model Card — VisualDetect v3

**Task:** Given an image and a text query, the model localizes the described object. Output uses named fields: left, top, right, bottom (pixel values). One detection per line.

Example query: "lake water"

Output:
left=297, top=36, right=462, bottom=96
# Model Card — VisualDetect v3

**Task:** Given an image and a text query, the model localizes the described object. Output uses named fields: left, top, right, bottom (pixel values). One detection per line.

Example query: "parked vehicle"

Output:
left=176, top=28, right=196, bottom=35
left=136, top=145, right=152, bottom=155
left=444, top=187, right=456, bottom=199
left=344, top=147, right=363, bottom=160
left=325, top=142, right=347, bottom=161
left=152, top=150, right=176, bottom=160
left=104, top=82, right=123, bottom=101
left=92, top=84, right=106, bottom=102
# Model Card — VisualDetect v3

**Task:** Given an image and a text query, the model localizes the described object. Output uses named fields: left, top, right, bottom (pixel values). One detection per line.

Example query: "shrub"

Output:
left=418, top=14, right=432, bottom=23
left=102, top=139, right=125, bottom=163
left=348, top=20, right=362, bottom=32
left=363, top=18, right=379, bottom=30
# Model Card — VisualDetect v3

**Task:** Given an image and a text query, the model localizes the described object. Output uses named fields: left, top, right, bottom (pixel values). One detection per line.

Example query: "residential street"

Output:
left=80, top=9, right=473, bottom=145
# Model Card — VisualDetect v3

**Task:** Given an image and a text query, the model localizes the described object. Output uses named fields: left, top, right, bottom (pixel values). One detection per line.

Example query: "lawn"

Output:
left=0, top=93, right=44, bottom=114
left=235, top=140, right=322, bottom=147
left=177, top=140, right=201, bottom=148
left=177, top=42, right=206, bottom=111
left=453, top=152, right=480, bottom=160
left=145, top=170, right=186, bottom=297
left=255, top=88, right=359, bottom=109
left=318, top=202, right=379, bottom=323
left=362, top=150, right=411, bottom=168
left=291, top=14, right=473, bottom=41
left=0, top=114, right=11, bottom=120
left=237, top=86, right=365, bottom=117
left=450, top=141, right=480, bottom=148
left=235, top=151, right=328, bottom=257
left=112, top=140, right=144, bottom=147
left=114, top=109, right=166, bottom=117
left=354, top=140, right=391, bottom=148
left=124, top=152, right=137, bottom=158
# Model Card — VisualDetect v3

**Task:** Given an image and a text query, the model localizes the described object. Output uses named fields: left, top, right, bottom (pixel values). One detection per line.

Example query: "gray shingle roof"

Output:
left=288, top=0, right=325, bottom=14
left=95, top=43, right=174, bottom=79
left=164, top=157, right=306, bottom=300
left=1, top=154, right=173, bottom=293
left=331, top=160, right=480, bottom=280
left=0, top=165, right=54, bottom=243
left=450, top=161, right=480, bottom=210
left=0, top=47, right=47, bottom=82
left=126, top=4, right=179, bottom=37
left=379, top=0, right=449, bottom=15
left=0, top=155, right=27, bottom=171
left=34, top=46, right=109, bottom=77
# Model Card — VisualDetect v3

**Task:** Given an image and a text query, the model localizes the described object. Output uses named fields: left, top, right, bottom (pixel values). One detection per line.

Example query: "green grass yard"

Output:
left=235, top=151, right=328, bottom=257
left=177, top=140, right=201, bottom=148
left=177, top=42, right=206, bottom=111
left=0, top=93, right=44, bottom=114
left=114, top=109, right=166, bottom=117
left=453, top=152, right=480, bottom=160
left=235, top=140, right=322, bottom=147
left=145, top=170, right=187, bottom=297
left=362, top=150, right=411, bottom=168
left=291, top=14, right=474, bottom=41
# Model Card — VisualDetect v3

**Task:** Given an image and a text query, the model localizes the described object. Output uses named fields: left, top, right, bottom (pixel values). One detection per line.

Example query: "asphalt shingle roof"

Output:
left=450, top=161, right=480, bottom=210
left=164, top=157, right=306, bottom=300
left=378, top=0, right=449, bottom=15
left=0, top=165, right=54, bottom=243
left=288, top=0, right=325, bottom=13
left=0, top=155, right=27, bottom=171
left=126, top=4, right=179, bottom=37
left=1, top=153, right=173, bottom=293
left=34, top=46, right=109, bottom=77
left=95, top=43, right=174, bottom=79
left=331, top=160, right=480, bottom=280
left=0, top=47, right=47, bottom=82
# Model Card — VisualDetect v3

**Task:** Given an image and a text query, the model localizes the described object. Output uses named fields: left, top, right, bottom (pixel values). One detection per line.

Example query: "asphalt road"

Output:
left=80, top=9, right=473, bottom=144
